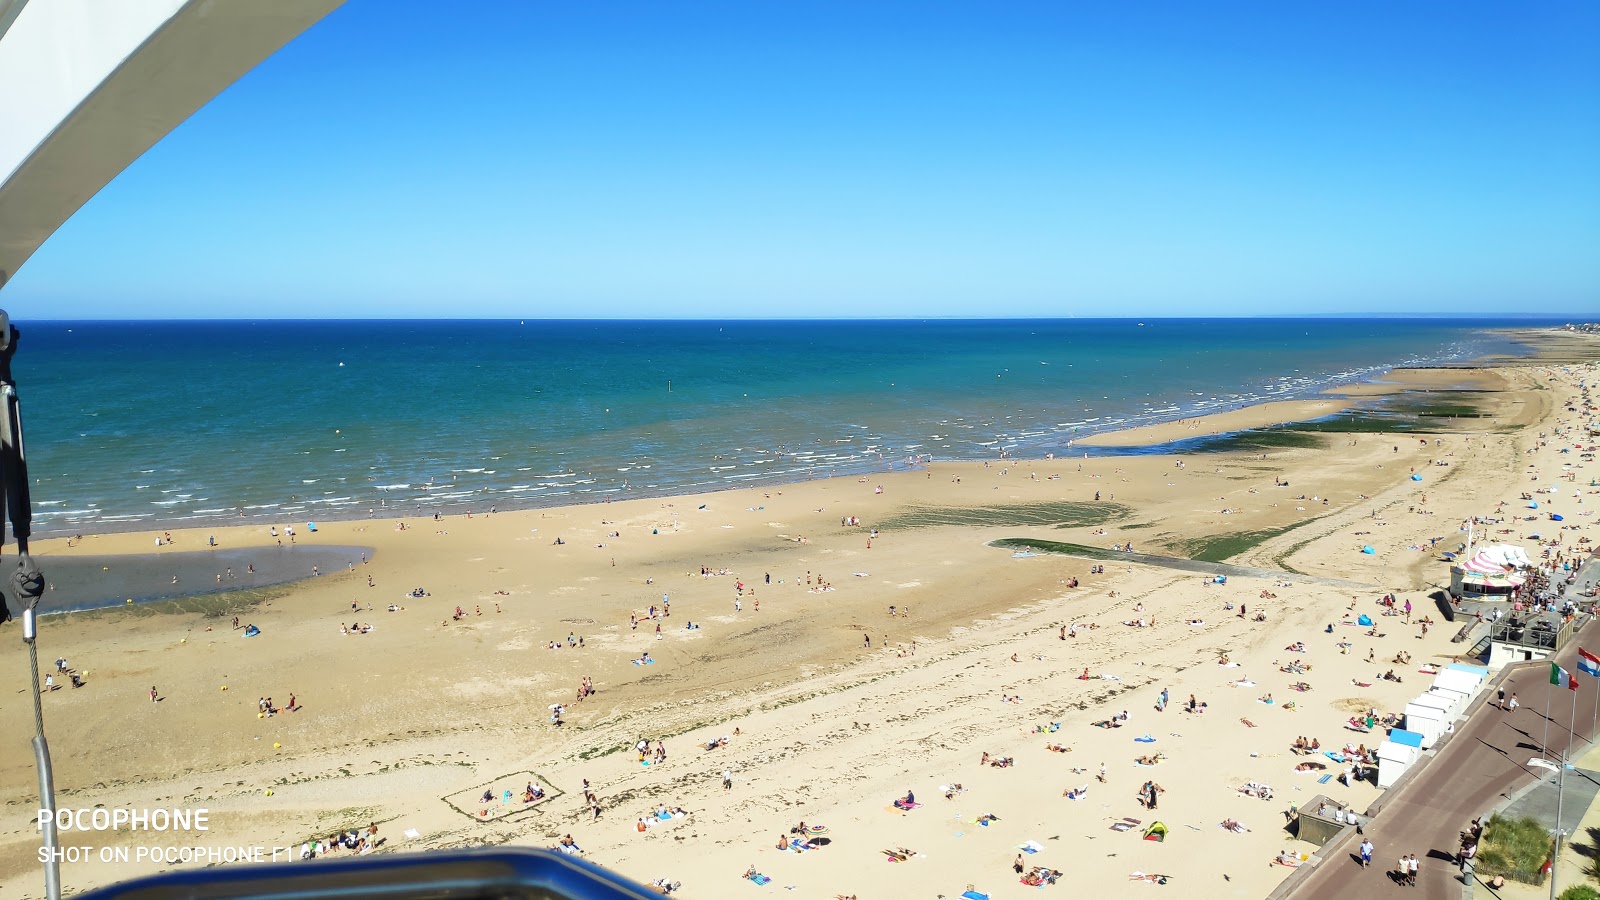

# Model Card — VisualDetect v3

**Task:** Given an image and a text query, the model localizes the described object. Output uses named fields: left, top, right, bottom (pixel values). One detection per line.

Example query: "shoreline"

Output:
left=24, top=325, right=1539, bottom=539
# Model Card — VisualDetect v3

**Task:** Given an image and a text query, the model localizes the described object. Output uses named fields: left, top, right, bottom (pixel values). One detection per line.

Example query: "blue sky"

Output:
left=7, top=1, right=1598, bottom=318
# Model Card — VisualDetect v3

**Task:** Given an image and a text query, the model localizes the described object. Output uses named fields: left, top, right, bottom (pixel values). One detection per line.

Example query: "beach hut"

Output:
left=1424, top=687, right=1466, bottom=720
left=1143, top=822, right=1167, bottom=842
left=1403, top=693, right=1454, bottom=748
left=1448, top=662, right=1490, bottom=680
left=1432, top=668, right=1483, bottom=699
left=1377, top=731, right=1424, bottom=788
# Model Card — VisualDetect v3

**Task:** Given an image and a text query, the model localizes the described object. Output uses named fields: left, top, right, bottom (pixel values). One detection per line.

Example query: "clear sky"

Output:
left=6, top=1, right=1598, bottom=319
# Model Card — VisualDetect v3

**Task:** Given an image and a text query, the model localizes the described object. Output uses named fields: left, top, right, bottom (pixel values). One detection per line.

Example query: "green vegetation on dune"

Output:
left=1478, top=814, right=1555, bottom=885
left=876, top=500, right=1128, bottom=531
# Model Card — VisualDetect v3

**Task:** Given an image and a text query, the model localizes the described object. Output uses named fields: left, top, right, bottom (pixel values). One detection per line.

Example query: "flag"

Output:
left=1552, top=663, right=1579, bottom=691
left=1579, top=648, right=1600, bottom=678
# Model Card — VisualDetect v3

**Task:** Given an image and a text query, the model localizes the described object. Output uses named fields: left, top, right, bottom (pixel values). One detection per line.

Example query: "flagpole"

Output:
left=1550, top=680, right=1577, bottom=900
left=1545, top=666, right=1554, bottom=759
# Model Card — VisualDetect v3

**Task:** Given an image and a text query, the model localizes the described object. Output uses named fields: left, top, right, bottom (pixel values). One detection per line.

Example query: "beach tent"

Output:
left=1377, top=739, right=1420, bottom=789
left=1357, top=614, right=1374, bottom=627
left=1361, top=546, right=1376, bottom=554
left=1143, top=822, right=1167, bottom=842
left=1411, top=474, right=1423, bottom=482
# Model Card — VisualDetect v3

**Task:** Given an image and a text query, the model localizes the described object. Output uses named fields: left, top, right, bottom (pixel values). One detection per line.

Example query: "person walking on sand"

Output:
left=150, top=686, right=157, bottom=702
left=722, top=770, right=732, bottom=791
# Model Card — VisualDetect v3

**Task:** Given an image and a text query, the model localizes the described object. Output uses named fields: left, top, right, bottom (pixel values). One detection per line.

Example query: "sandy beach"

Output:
left=0, top=338, right=1596, bottom=899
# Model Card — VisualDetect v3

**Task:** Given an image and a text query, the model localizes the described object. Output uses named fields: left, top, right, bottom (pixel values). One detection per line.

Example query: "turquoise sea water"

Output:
left=10, top=318, right=1544, bottom=535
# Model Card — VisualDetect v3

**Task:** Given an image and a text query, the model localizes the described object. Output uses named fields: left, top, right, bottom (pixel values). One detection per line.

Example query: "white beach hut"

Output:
left=1431, top=669, right=1482, bottom=707
left=1377, top=730, right=1424, bottom=788
left=1404, top=693, right=1455, bottom=748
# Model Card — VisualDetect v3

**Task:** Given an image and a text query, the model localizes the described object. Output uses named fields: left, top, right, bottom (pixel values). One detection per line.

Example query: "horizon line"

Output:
left=7, top=312, right=1593, bottom=324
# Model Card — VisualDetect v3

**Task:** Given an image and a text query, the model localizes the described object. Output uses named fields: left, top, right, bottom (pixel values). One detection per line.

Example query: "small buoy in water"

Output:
left=125, top=598, right=132, bottom=604
left=338, top=362, right=344, bottom=367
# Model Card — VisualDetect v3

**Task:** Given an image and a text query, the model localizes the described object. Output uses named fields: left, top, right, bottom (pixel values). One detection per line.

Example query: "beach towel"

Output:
left=1324, top=751, right=1346, bottom=763
left=961, top=892, right=989, bottom=900
left=1110, top=821, right=1135, bottom=832
left=1317, top=774, right=1332, bottom=784
left=633, top=658, right=656, bottom=666
left=750, top=874, right=770, bottom=885
left=1020, top=840, right=1043, bottom=853
left=1135, top=735, right=1156, bottom=743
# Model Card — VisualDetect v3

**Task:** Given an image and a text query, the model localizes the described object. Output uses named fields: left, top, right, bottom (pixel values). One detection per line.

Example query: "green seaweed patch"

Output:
left=1174, top=521, right=1309, bottom=563
left=876, top=501, right=1128, bottom=531
left=988, top=538, right=1122, bottom=561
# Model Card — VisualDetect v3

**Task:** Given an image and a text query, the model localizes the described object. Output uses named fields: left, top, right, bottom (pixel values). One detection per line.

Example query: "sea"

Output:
left=8, top=317, right=1554, bottom=536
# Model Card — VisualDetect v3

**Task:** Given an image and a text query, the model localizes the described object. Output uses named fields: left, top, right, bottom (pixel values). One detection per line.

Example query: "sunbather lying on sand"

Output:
left=1294, top=761, right=1327, bottom=771
left=1062, top=785, right=1089, bottom=799
left=881, top=848, right=915, bottom=862
left=1240, top=718, right=1258, bottom=728
left=1221, top=819, right=1249, bottom=832
left=1045, top=743, right=1072, bottom=753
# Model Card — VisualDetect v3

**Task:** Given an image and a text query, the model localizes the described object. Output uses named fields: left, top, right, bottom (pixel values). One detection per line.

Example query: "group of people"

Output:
left=257, top=694, right=294, bottom=716
left=301, top=824, right=380, bottom=859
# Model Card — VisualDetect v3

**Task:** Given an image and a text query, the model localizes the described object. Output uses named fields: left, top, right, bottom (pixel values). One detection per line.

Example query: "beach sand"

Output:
left=0, top=341, right=1595, bottom=899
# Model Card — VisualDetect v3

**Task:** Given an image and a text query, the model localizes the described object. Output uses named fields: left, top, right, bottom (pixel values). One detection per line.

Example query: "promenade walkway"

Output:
left=1289, top=618, right=1599, bottom=900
